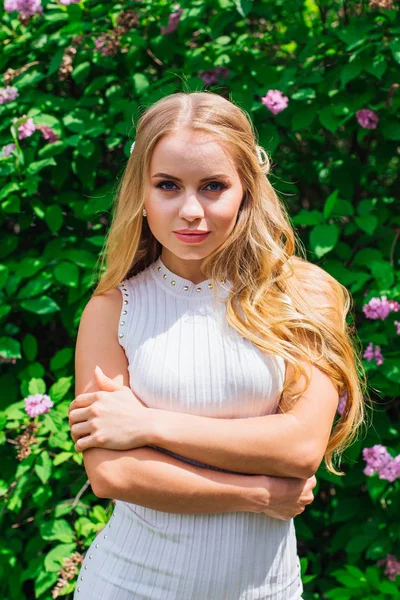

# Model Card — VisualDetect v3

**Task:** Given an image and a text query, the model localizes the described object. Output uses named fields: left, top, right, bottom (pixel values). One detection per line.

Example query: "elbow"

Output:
left=91, top=477, right=112, bottom=499
left=290, top=449, right=321, bottom=479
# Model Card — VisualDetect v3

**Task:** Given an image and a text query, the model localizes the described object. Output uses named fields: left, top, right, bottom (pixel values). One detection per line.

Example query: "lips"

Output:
left=173, top=231, right=211, bottom=243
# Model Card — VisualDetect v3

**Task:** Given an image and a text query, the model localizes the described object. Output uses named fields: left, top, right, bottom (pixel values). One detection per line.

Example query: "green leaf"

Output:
left=26, top=158, right=57, bottom=176
left=28, top=378, right=46, bottom=395
left=20, top=296, right=60, bottom=314
left=53, top=261, right=79, bottom=288
left=366, top=475, right=388, bottom=503
left=18, top=276, right=52, bottom=300
left=45, top=205, right=64, bottom=234
left=232, top=0, right=253, bottom=17
left=0, top=264, right=9, bottom=288
left=291, top=106, right=315, bottom=131
left=291, top=88, right=316, bottom=101
left=323, top=189, right=339, bottom=219
left=309, top=224, right=340, bottom=258
left=22, top=334, right=38, bottom=361
left=133, top=73, right=150, bottom=95
left=49, top=377, right=73, bottom=402
left=319, top=106, right=341, bottom=133
left=380, top=120, right=400, bottom=141
left=40, top=519, right=75, bottom=543
left=354, top=214, right=378, bottom=235
left=44, top=543, right=77, bottom=572
left=340, top=59, right=363, bottom=87
left=72, top=61, right=91, bottom=83
left=53, top=452, right=73, bottom=466
left=292, top=210, right=322, bottom=226
left=389, top=40, right=400, bottom=64
left=51, top=348, right=74, bottom=371
left=0, top=337, right=21, bottom=360
left=34, top=451, right=53, bottom=484
left=34, top=568, right=59, bottom=598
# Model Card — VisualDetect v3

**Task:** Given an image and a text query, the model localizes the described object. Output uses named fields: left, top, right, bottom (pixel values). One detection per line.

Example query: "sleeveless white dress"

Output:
left=73, top=256, right=304, bottom=599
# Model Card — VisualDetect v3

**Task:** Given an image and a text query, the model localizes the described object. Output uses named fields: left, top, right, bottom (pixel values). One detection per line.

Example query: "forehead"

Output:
left=150, top=130, right=237, bottom=175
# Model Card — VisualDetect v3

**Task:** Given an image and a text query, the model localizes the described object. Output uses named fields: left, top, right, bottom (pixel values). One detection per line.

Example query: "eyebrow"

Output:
left=152, top=172, right=231, bottom=183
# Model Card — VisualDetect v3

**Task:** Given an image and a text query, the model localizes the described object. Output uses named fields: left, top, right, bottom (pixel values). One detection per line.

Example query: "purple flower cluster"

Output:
left=395, top=320, right=400, bottom=335
left=0, top=85, right=19, bottom=105
left=356, top=108, right=379, bottom=129
left=363, top=295, right=400, bottom=320
left=198, top=67, right=229, bottom=86
left=261, top=90, right=289, bottom=115
left=4, top=0, right=43, bottom=19
left=37, top=124, right=59, bottom=143
left=59, top=0, right=80, bottom=5
left=2, top=142, right=16, bottom=157
left=363, top=342, right=384, bottom=365
left=337, top=390, right=348, bottom=415
left=377, top=554, right=400, bottom=582
left=13, top=114, right=36, bottom=139
left=362, top=445, right=400, bottom=482
left=161, top=7, right=183, bottom=35
left=24, top=393, right=54, bottom=418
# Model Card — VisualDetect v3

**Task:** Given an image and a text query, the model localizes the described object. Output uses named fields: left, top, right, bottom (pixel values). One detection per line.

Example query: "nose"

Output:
left=178, top=192, right=204, bottom=221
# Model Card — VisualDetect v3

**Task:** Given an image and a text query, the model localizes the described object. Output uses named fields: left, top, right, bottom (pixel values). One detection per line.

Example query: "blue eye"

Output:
left=155, top=180, right=227, bottom=192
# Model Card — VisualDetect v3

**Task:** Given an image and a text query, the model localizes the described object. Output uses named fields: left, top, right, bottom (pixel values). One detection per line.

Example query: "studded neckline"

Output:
left=148, top=256, right=231, bottom=299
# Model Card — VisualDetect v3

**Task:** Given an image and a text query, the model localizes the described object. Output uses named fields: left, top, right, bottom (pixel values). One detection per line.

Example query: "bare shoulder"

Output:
left=74, top=286, right=130, bottom=496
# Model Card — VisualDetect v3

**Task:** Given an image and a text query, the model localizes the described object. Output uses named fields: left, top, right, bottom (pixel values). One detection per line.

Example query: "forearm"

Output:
left=97, top=445, right=269, bottom=514
left=149, top=410, right=314, bottom=479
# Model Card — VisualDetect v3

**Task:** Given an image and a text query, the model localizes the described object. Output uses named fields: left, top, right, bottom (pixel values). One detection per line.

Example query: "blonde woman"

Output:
left=69, top=91, right=367, bottom=599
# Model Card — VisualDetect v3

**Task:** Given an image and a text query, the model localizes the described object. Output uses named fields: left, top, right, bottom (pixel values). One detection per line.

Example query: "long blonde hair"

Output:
left=93, top=91, right=370, bottom=476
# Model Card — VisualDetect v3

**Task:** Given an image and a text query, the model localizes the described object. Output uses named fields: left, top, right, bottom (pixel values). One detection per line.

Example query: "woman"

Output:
left=69, top=91, right=367, bottom=599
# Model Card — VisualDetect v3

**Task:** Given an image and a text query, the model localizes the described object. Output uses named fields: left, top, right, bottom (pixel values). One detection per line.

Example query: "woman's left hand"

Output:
left=68, top=365, right=154, bottom=453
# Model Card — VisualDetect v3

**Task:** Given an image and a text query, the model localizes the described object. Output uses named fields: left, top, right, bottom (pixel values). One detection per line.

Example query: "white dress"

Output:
left=74, top=256, right=304, bottom=599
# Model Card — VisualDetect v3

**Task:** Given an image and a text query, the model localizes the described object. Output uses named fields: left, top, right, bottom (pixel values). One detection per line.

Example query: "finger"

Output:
left=68, top=406, right=96, bottom=427
left=75, top=434, right=98, bottom=453
left=70, top=421, right=92, bottom=442
left=69, top=393, right=102, bottom=416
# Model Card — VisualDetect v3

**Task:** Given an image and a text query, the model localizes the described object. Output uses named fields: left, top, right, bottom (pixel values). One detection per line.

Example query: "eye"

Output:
left=155, top=180, right=227, bottom=192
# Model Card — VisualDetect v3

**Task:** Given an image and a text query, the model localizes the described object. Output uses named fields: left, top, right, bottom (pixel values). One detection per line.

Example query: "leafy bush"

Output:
left=0, top=0, right=399, bottom=598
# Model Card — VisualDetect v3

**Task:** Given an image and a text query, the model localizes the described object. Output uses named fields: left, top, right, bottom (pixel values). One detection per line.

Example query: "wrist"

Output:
left=145, top=408, right=164, bottom=445
left=235, top=474, right=271, bottom=513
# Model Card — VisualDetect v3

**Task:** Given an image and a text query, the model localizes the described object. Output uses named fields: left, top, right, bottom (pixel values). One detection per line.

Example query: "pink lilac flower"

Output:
left=0, top=86, right=19, bottom=105
left=160, top=7, right=183, bottom=34
left=394, top=320, right=400, bottom=334
left=24, top=393, right=54, bottom=418
left=2, top=142, right=16, bottom=157
left=363, top=295, right=400, bottom=320
left=362, top=445, right=400, bottom=482
left=4, top=0, right=43, bottom=18
left=13, top=114, right=36, bottom=139
left=36, top=125, right=59, bottom=143
left=59, top=0, right=80, bottom=4
left=337, top=390, right=347, bottom=415
left=198, top=67, right=230, bottom=86
left=261, top=90, right=289, bottom=115
left=363, top=341, right=384, bottom=365
left=356, top=109, right=379, bottom=129
left=377, top=555, right=400, bottom=582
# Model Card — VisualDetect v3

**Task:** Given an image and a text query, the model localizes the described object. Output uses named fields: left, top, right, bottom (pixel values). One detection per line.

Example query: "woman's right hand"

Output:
left=261, top=474, right=317, bottom=521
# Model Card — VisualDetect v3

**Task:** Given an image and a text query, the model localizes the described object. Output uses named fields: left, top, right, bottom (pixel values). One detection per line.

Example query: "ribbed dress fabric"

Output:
left=74, top=256, right=304, bottom=599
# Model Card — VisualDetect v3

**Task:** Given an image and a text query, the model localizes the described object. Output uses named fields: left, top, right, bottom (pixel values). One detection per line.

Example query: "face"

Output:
left=144, top=129, right=244, bottom=283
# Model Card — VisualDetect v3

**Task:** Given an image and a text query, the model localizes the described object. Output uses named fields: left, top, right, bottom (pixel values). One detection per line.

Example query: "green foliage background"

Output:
left=0, top=0, right=399, bottom=598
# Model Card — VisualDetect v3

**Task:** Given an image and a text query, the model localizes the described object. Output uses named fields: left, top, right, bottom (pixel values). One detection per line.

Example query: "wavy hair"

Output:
left=93, top=91, right=370, bottom=476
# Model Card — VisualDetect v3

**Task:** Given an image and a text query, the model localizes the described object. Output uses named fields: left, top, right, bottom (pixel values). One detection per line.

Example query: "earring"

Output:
left=143, top=208, right=147, bottom=217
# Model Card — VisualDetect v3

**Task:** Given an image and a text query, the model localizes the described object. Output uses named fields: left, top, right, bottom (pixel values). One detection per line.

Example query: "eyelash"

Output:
left=155, top=180, right=227, bottom=192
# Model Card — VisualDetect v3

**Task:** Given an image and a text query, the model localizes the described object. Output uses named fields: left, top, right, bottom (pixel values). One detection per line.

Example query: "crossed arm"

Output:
left=75, top=291, right=338, bottom=511
left=142, top=360, right=339, bottom=479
